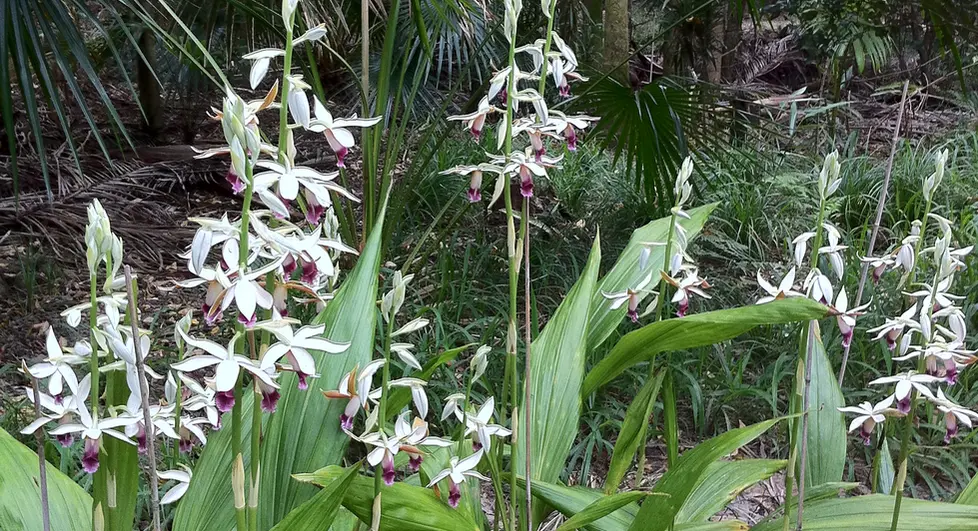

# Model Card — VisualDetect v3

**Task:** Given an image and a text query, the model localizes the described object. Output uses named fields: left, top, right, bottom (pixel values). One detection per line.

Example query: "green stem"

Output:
left=248, top=332, right=261, bottom=531
left=890, top=274, right=940, bottom=531
left=373, top=320, right=394, bottom=508
left=232, top=372, right=246, bottom=531
left=88, top=271, right=100, bottom=414
left=648, top=210, right=678, bottom=473
left=276, top=24, right=295, bottom=164
left=456, top=373, right=475, bottom=453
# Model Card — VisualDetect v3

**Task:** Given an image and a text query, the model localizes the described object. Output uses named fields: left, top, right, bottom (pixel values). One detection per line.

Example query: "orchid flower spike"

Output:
left=930, top=388, right=978, bottom=443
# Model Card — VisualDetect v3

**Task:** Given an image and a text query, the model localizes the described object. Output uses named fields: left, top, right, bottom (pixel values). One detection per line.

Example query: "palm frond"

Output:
left=1, top=0, right=149, bottom=202
left=572, top=76, right=759, bottom=213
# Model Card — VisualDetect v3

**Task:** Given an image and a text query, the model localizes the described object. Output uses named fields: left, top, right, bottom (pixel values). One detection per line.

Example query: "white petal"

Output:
left=250, top=57, right=270, bottom=90
left=215, top=359, right=240, bottom=392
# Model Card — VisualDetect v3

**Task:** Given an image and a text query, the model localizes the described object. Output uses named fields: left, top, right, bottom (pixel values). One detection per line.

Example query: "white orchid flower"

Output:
left=360, top=431, right=406, bottom=486
left=513, top=117, right=558, bottom=162
left=603, top=273, right=654, bottom=323
left=171, top=330, right=278, bottom=412
left=307, top=97, right=382, bottom=168
left=898, top=338, right=975, bottom=385
left=28, top=328, right=86, bottom=402
left=549, top=111, right=597, bottom=151
left=394, top=413, right=451, bottom=472
left=159, top=466, right=193, bottom=505
left=48, top=398, right=137, bottom=474
left=930, top=388, right=978, bottom=443
left=838, top=395, right=897, bottom=445
left=756, top=267, right=803, bottom=304
left=205, top=257, right=283, bottom=326
left=389, top=377, right=429, bottom=419
left=464, top=397, right=511, bottom=452
left=391, top=343, right=422, bottom=371
left=471, top=345, right=490, bottom=381
left=441, top=393, right=467, bottom=422
left=122, top=401, right=179, bottom=455
left=868, top=306, right=920, bottom=351
left=791, top=232, right=816, bottom=268
left=242, top=48, right=285, bottom=89
left=860, top=255, right=895, bottom=284
left=832, top=287, right=870, bottom=348
left=662, top=268, right=711, bottom=317
left=20, top=373, right=90, bottom=448
left=324, top=359, right=385, bottom=431
left=427, top=450, right=489, bottom=508
left=448, top=96, right=496, bottom=142
left=258, top=320, right=348, bottom=389
left=803, top=267, right=833, bottom=304
left=869, top=371, right=941, bottom=414
left=439, top=163, right=505, bottom=203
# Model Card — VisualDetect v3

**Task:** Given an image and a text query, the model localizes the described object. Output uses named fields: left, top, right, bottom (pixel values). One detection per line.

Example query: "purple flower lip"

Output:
left=409, top=455, right=423, bottom=473
left=56, top=432, right=74, bottom=448
left=216, top=390, right=236, bottom=413
left=261, top=390, right=281, bottom=413
left=448, top=482, right=461, bottom=508
left=340, top=414, right=354, bottom=432
left=82, top=438, right=100, bottom=474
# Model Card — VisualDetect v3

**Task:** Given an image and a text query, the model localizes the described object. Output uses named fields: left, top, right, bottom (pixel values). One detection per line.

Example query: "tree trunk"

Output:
left=705, top=4, right=725, bottom=84
left=603, top=0, right=630, bottom=83
left=721, top=0, right=744, bottom=82
left=137, top=29, right=162, bottom=136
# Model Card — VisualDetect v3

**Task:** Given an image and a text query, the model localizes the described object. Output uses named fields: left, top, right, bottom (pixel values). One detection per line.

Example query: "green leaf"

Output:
left=0, top=427, right=92, bottom=530
left=676, top=459, right=786, bottom=522
left=516, top=478, right=747, bottom=531
left=270, top=462, right=361, bottom=531
left=387, top=344, right=471, bottom=415
left=957, top=472, right=978, bottom=505
left=791, top=323, right=846, bottom=488
left=587, top=204, right=716, bottom=351
left=583, top=298, right=830, bottom=397
left=514, top=235, right=602, bottom=522
left=173, top=212, right=386, bottom=531
left=752, top=495, right=978, bottom=531
left=556, top=491, right=653, bottom=531
left=93, top=360, right=138, bottom=530
left=627, top=418, right=783, bottom=531
left=296, top=466, right=481, bottom=531
left=877, top=438, right=895, bottom=495
left=516, top=479, right=636, bottom=531
left=604, top=370, right=665, bottom=493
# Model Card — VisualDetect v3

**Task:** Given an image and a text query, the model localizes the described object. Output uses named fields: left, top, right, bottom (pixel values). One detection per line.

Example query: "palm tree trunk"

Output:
left=721, top=0, right=744, bottom=82
left=604, top=0, right=630, bottom=82
left=137, top=29, right=162, bottom=136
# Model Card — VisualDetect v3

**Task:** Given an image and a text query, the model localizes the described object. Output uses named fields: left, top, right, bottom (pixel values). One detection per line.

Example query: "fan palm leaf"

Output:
left=1, top=0, right=152, bottom=202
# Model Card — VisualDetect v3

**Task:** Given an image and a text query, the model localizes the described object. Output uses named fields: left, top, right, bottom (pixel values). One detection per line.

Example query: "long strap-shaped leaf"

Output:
left=604, top=369, right=665, bottom=493
left=790, top=322, right=846, bottom=488
left=586, top=203, right=716, bottom=352
left=295, top=467, right=481, bottom=531
left=0, top=428, right=92, bottom=530
left=513, top=235, right=602, bottom=524
left=173, top=212, right=385, bottom=531
left=269, top=462, right=361, bottom=531
left=752, top=495, right=978, bottom=531
left=583, top=298, right=830, bottom=397
left=627, top=418, right=784, bottom=531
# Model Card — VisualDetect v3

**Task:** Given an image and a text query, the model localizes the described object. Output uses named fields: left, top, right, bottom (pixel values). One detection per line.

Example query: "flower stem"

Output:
left=88, top=271, right=99, bottom=416
left=123, top=266, right=161, bottom=531
left=30, top=373, right=51, bottom=531
left=373, top=319, right=394, bottom=508
left=248, top=331, right=261, bottom=531
left=653, top=209, right=679, bottom=470
left=522, top=199, right=533, bottom=528
left=276, top=25, right=295, bottom=164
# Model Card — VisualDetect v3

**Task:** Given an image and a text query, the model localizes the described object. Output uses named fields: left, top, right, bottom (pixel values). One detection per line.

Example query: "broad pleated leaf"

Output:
left=587, top=203, right=716, bottom=351
left=877, top=438, right=895, bottom=495
left=752, top=495, right=978, bottom=531
left=93, top=362, right=138, bottom=530
left=269, top=463, right=361, bottom=531
left=514, top=235, right=601, bottom=522
left=583, top=298, right=830, bottom=396
left=295, top=466, right=481, bottom=531
left=516, top=478, right=746, bottom=531
left=957, top=472, right=978, bottom=505
left=675, top=459, right=786, bottom=522
left=627, top=418, right=783, bottom=531
left=604, top=369, right=665, bottom=493
left=173, top=212, right=385, bottom=531
left=555, top=491, right=653, bottom=531
left=791, top=322, right=846, bottom=488
left=0, top=427, right=92, bottom=530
